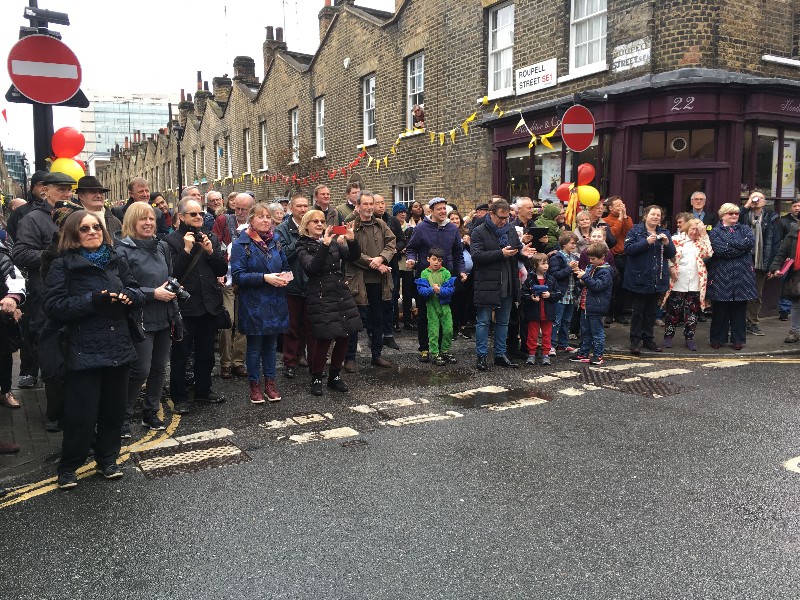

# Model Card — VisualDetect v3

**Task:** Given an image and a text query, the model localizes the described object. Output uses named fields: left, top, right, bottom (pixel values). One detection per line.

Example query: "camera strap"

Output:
left=178, top=249, right=205, bottom=286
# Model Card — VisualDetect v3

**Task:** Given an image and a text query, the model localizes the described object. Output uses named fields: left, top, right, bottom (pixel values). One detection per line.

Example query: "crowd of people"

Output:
left=1, top=170, right=799, bottom=491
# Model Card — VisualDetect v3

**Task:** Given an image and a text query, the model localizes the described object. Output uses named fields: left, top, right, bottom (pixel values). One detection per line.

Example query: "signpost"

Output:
left=560, top=105, right=596, bottom=153
left=7, top=34, right=81, bottom=104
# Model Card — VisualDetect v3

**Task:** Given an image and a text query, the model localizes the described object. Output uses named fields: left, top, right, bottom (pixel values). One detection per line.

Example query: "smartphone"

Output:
left=332, top=225, right=347, bottom=235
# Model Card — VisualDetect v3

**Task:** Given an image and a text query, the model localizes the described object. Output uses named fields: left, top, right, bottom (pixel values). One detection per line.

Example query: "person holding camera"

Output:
left=163, top=198, right=228, bottom=414
left=115, top=203, right=177, bottom=435
left=623, top=204, right=677, bottom=355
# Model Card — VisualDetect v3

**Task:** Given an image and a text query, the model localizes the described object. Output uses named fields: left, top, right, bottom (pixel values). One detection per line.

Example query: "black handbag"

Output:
left=784, top=271, right=800, bottom=300
left=127, top=310, right=146, bottom=343
left=0, top=315, right=21, bottom=354
left=214, top=306, right=232, bottom=330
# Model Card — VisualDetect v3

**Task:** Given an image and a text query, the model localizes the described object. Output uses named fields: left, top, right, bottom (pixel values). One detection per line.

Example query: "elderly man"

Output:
left=312, top=184, right=342, bottom=227
left=12, top=172, right=76, bottom=391
left=204, top=190, right=224, bottom=230
left=740, top=190, right=780, bottom=337
left=75, top=176, right=121, bottom=236
left=689, top=191, right=716, bottom=228
left=212, top=192, right=254, bottom=379
left=163, top=197, right=228, bottom=414
left=372, top=193, right=400, bottom=348
left=7, top=170, right=48, bottom=243
left=274, top=195, right=311, bottom=378
left=344, top=190, right=397, bottom=370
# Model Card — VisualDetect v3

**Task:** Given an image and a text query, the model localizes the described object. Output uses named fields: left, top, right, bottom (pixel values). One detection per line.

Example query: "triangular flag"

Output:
left=498, top=110, right=505, bottom=117
left=430, top=132, right=436, bottom=144
left=390, top=146, right=396, bottom=155
left=368, top=156, right=374, bottom=167
left=514, top=117, right=525, bottom=133
left=449, top=130, right=456, bottom=144
left=465, top=112, right=477, bottom=123
left=383, top=156, right=388, bottom=167
left=540, top=136, right=554, bottom=150
left=481, top=96, right=489, bottom=105
left=493, top=103, right=500, bottom=115
left=439, top=132, right=445, bottom=146
left=462, top=123, right=470, bottom=136
left=528, top=135, right=537, bottom=149
left=376, top=160, right=380, bottom=172
left=1, top=109, right=6, bottom=123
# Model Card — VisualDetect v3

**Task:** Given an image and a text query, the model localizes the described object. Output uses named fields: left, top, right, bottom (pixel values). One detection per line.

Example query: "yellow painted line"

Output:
left=0, top=402, right=180, bottom=509
left=605, top=354, right=800, bottom=364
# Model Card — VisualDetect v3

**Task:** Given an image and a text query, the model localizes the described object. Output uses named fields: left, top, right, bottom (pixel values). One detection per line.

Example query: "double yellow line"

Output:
left=605, top=354, right=800, bottom=364
left=0, top=403, right=180, bottom=509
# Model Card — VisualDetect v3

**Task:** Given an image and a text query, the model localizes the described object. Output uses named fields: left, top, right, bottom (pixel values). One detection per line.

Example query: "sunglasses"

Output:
left=182, top=211, right=202, bottom=217
left=79, top=224, right=104, bottom=233
left=308, top=219, right=325, bottom=224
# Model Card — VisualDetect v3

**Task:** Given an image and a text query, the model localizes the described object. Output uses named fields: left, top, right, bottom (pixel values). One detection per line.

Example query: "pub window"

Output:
left=641, top=128, right=715, bottom=161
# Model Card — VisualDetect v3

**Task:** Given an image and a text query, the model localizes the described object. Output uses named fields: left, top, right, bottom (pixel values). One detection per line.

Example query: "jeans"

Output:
left=246, top=334, right=279, bottom=381
left=578, top=313, right=606, bottom=358
left=553, top=303, right=575, bottom=348
left=475, top=295, right=513, bottom=357
left=791, top=300, right=800, bottom=332
left=126, top=327, right=171, bottom=420
left=779, top=298, right=792, bottom=315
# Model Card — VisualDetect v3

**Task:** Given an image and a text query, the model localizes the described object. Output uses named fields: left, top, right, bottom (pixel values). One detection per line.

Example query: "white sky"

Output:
left=0, top=0, right=394, bottom=162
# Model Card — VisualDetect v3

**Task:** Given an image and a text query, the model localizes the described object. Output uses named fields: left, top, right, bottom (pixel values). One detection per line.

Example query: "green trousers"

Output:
left=427, top=300, right=453, bottom=355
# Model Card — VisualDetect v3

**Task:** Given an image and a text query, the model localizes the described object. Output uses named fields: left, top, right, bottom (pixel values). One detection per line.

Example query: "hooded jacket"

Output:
left=405, top=217, right=465, bottom=276
left=114, top=235, right=172, bottom=331
left=534, top=203, right=562, bottom=251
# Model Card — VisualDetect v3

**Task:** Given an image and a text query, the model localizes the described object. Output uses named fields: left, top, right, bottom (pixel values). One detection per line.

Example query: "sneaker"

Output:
left=120, top=421, right=132, bottom=439
left=419, top=350, right=430, bottom=363
left=443, top=353, right=458, bottom=364
left=526, top=355, right=536, bottom=365
left=785, top=331, right=800, bottom=344
left=99, top=464, right=124, bottom=480
left=589, top=356, right=604, bottom=366
left=57, top=472, right=78, bottom=490
left=458, top=328, right=472, bottom=340
left=264, top=378, right=281, bottom=402
left=432, top=354, right=447, bottom=366
left=568, top=333, right=578, bottom=341
left=686, top=339, right=698, bottom=351
left=779, top=311, right=790, bottom=322
left=541, top=355, right=551, bottom=366
left=655, top=319, right=665, bottom=327
left=141, top=414, right=165, bottom=431
left=310, top=376, right=324, bottom=396
left=548, top=347, right=556, bottom=356
left=18, top=375, right=36, bottom=389
left=662, top=336, right=673, bottom=349
left=569, top=353, right=588, bottom=362
left=173, top=401, right=191, bottom=415
left=747, top=324, right=765, bottom=336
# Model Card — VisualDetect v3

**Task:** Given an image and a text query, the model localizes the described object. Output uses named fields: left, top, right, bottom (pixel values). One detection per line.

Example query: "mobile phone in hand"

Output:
left=332, top=225, right=347, bottom=235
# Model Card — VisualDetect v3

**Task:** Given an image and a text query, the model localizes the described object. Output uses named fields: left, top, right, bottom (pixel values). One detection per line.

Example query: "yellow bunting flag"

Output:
left=514, top=117, right=526, bottom=133
left=465, top=112, right=477, bottom=123
left=368, top=156, right=374, bottom=166
left=528, top=135, right=537, bottom=149
left=391, top=146, right=396, bottom=155
left=439, top=132, right=445, bottom=146
left=376, top=160, right=380, bottom=172
left=383, top=156, right=388, bottom=167
left=540, top=135, right=553, bottom=150
left=449, top=129, right=456, bottom=144
left=430, top=131, right=436, bottom=144
left=482, top=96, right=489, bottom=105
left=493, top=103, right=500, bottom=115
left=462, top=123, right=470, bottom=136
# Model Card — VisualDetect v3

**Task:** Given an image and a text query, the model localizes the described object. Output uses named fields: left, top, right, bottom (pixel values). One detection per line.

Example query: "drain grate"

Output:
left=131, top=438, right=251, bottom=479
left=578, top=367, right=623, bottom=386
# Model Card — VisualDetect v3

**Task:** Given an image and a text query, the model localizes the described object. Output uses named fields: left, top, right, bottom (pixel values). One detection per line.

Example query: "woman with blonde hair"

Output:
left=661, top=218, right=713, bottom=350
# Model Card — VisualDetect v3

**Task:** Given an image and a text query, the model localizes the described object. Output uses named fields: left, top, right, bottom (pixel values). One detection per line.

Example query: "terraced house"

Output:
left=98, top=0, right=800, bottom=221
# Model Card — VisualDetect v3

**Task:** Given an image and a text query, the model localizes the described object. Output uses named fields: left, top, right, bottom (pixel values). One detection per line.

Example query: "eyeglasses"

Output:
left=234, top=207, right=250, bottom=212
left=182, top=211, right=202, bottom=217
left=308, top=219, right=325, bottom=224
left=494, top=215, right=510, bottom=222
left=726, top=211, right=740, bottom=216
left=79, top=224, right=103, bottom=233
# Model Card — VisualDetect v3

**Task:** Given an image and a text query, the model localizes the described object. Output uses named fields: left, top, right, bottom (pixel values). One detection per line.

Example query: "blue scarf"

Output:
left=80, top=243, right=112, bottom=269
left=484, top=215, right=510, bottom=247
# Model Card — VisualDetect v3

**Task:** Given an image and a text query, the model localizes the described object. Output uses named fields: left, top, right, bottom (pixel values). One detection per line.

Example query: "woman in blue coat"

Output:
left=231, top=202, right=290, bottom=404
left=623, top=205, right=676, bottom=355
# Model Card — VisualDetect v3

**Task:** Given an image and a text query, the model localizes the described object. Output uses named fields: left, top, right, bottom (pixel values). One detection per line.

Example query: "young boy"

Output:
left=569, top=242, right=614, bottom=365
left=549, top=231, right=580, bottom=354
left=415, top=248, right=457, bottom=366
left=521, top=253, right=562, bottom=365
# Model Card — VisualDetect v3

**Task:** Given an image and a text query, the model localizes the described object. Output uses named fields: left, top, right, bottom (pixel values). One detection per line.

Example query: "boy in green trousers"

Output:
left=415, top=248, right=457, bottom=366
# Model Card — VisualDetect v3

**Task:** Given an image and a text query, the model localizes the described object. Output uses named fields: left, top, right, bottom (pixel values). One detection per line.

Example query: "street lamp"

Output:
left=172, top=121, right=185, bottom=198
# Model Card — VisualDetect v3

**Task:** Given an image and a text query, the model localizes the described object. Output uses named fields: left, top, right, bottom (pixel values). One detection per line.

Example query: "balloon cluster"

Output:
left=49, top=127, right=86, bottom=187
left=555, top=163, right=600, bottom=207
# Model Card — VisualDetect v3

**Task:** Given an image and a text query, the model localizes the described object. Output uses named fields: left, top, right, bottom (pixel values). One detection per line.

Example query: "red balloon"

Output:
left=52, top=127, right=85, bottom=158
left=577, top=163, right=596, bottom=186
left=556, top=182, right=572, bottom=202
left=74, top=158, right=86, bottom=173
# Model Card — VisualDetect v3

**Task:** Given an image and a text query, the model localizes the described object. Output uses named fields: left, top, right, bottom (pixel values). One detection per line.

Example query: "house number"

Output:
left=671, top=97, right=695, bottom=111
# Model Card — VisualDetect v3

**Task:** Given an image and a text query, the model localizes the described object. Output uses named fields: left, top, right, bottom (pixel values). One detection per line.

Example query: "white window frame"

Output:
left=214, top=140, right=221, bottom=178
left=225, top=136, right=232, bottom=177
left=290, top=108, right=300, bottom=163
left=406, top=53, right=425, bottom=129
left=488, top=3, right=514, bottom=98
left=243, top=128, right=252, bottom=173
left=569, top=0, right=608, bottom=78
left=315, top=97, right=326, bottom=156
left=259, top=121, right=268, bottom=170
left=393, top=184, right=415, bottom=207
left=200, top=146, right=206, bottom=179
left=192, top=149, right=198, bottom=181
left=363, top=75, right=376, bottom=145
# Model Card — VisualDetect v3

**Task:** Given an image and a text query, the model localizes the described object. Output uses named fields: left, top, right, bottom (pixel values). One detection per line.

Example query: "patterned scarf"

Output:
left=80, top=243, right=112, bottom=269
left=248, top=227, right=274, bottom=254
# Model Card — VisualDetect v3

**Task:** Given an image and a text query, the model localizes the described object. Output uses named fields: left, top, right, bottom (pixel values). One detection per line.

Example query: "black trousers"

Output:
left=0, top=352, right=11, bottom=393
left=59, top=366, right=129, bottom=474
left=347, top=282, right=385, bottom=360
left=629, top=291, right=661, bottom=343
left=611, top=254, right=627, bottom=319
left=710, top=300, right=747, bottom=345
left=19, top=306, right=38, bottom=378
left=170, top=314, right=217, bottom=402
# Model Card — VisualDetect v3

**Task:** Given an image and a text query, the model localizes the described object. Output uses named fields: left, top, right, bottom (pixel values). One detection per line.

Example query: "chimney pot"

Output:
left=276, top=27, right=284, bottom=42
left=266, top=25, right=274, bottom=40
left=180, top=89, right=185, bottom=102
left=197, top=71, right=202, bottom=90
left=203, top=81, right=209, bottom=92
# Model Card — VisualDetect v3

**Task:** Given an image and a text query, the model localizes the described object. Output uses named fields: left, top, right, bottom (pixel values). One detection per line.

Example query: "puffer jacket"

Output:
left=43, top=249, right=144, bottom=371
left=231, top=228, right=290, bottom=336
left=707, top=222, right=757, bottom=302
left=415, top=276, right=456, bottom=305
left=521, top=272, right=563, bottom=321
left=405, top=218, right=465, bottom=276
left=623, top=223, right=676, bottom=294
left=579, top=263, right=614, bottom=316
left=114, top=235, right=172, bottom=332
left=296, top=236, right=362, bottom=340
left=274, top=217, right=308, bottom=296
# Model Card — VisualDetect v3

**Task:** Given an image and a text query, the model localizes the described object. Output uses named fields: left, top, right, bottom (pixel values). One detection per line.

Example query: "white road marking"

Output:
left=639, top=368, right=693, bottom=379
left=150, top=428, right=234, bottom=449
left=702, top=360, right=750, bottom=368
left=289, top=427, right=360, bottom=444
left=138, top=445, right=242, bottom=471
left=783, top=456, right=800, bottom=474
left=596, top=362, right=654, bottom=371
left=449, top=386, right=507, bottom=399
left=525, top=370, right=580, bottom=384
left=558, top=384, right=602, bottom=397
left=261, top=413, right=332, bottom=430
left=487, top=397, right=548, bottom=411
left=383, top=411, right=463, bottom=427
left=348, top=398, right=429, bottom=414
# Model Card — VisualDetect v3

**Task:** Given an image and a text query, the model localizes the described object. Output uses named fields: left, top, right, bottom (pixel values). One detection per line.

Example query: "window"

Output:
left=407, top=53, right=424, bottom=129
left=393, top=184, right=415, bottom=207
left=570, top=0, right=607, bottom=75
left=192, top=149, right=198, bottom=181
left=315, top=97, right=326, bottom=156
left=214, top=140, right=221, bottom=178
left=488, top=4, right=514, bottom=96
left=259, top=121, right=268, bottom=170
left=200, top=146, right=206, bottom=179
left=243, top=128, right=252, bottom=173
left=363, top=75, right=376, bottom=144
left=290, top=108, right=299, bottom=163
left=225, top=136, right=232, bottom=177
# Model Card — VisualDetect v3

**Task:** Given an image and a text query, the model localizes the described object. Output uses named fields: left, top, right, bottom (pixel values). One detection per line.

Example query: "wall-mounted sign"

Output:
left=516, top=58, right=557, bottom=96
left=773, top=140, right=796, bottom=197
left=611, top=37, right=651, bottom=73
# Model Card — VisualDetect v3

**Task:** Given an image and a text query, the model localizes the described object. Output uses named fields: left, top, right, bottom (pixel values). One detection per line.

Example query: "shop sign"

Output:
left=611, top=37, right=651, bottom=73
left=516, top=58, right=557, bottom=96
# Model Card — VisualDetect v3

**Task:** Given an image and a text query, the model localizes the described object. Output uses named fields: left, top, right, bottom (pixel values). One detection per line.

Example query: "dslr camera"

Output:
left=164, top=276, right=191, bottom=301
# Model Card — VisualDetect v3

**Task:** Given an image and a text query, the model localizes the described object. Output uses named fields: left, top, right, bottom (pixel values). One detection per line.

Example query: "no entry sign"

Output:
left=561, top=105, right=596, bottom=152
left=7, top=35, right=82, bottom=105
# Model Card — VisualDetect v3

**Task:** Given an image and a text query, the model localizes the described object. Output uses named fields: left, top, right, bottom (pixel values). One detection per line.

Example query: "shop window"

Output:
left=755, top=127, right=779, bottom=194
left=488, top=3, right=514, bottom=97
left=506, top=146, right=530, bottom=201
left=641, top=128, right=715, bottom=161
left=565, top=137, right=599, bottom=183
left=784, top=130, right=800, bottom=205
left=642, top=131, right=664, bottom=160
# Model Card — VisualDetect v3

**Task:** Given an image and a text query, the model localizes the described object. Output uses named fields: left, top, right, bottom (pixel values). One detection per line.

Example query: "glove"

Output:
left=0, top=251, right=15, bottom=280
left=91, top=292, right=125, bottom=319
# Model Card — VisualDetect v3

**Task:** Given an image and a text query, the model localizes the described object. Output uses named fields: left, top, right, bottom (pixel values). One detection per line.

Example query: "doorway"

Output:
left=638, top=173, right=713, bottom=230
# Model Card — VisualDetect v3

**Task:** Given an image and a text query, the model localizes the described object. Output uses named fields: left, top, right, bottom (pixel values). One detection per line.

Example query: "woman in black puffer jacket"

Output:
left=296, top=210, right=361, bottom=396
left=44, top=210, right=143, bottom=490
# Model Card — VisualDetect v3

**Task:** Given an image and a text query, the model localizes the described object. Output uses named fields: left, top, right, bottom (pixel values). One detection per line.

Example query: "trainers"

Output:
left=432, top=354, right=447, bottom=366
left=686, top=339, right=698, bottom=351
left=310, top=376, right=324, bottom=396
left=99, top=464, right=124, bottom=480
left=18, top=375, right=36, bottom=389
left=589, top=356, right=604, bottom=366
left=663, top=336, right=673, bottom=349
left=419, top=350, right=430, bottom=363
left=541, top=355, right=551, bottom=366
left=779, top=311, right=790, bottom=321
left=57, top=472, right=78, bottom=490
left=747, top=324, right=765, bottom=336
left=548, top=347, right=556, bottom=356
left=264, top=378, right=281, bottom=402
left=569, top=353, right=588, bottom=362
left=443, top=353, right=458, bottom=364
left=784, top=330, right=800, bottom=344
left=120, top=421, right=132, bottom=439
left=141, top=414, right=165, bottom=431
left=568, top=333, right=578, bottom=341
left=526, top=355, right=536, bottom=365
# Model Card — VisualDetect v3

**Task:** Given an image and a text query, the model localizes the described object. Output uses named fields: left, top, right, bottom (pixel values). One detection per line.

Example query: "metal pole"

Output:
left=32, top=104, right=54, bottom=172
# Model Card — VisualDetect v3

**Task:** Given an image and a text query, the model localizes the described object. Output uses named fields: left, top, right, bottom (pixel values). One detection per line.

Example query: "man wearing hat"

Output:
left=6, top=170, right=48, bottom=244
left=76, top=176, right=121, bottom=236
left=12, top=172, right=76, bottom=389
left=468, top=202, right=490, bottom=234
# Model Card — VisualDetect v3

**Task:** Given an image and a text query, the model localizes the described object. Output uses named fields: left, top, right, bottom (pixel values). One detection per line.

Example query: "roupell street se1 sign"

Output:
left=7, top=35, right=82, bottom=105
left=560, top=104, right=596, bottom=153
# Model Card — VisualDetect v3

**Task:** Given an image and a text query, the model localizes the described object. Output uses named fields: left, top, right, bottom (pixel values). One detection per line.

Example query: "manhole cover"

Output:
left=131, top=438, right=251, bottom=479
left=578, top=367, right=623, bottom=386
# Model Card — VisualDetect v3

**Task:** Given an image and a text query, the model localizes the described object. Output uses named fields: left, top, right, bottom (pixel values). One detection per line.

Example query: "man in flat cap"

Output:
left=6, top=170, right=48, bottom=244
left=76, top=175, right=121, bottom=236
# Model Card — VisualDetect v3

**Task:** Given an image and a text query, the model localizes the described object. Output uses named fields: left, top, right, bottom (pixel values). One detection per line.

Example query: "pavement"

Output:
left=1, top=311, right=797, bottom=486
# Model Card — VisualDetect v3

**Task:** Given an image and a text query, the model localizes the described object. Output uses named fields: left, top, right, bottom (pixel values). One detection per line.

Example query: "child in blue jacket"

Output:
left=570, top=242, right=614, bottom=365
left=521, top=253, right=563, bottom=365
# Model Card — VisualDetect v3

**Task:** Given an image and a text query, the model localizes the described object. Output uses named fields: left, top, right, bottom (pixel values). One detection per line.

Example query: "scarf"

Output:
left=749, top=211, right=764, bottom=270
left=484, top=215, right=510, bottom=247
left=80, top=243, right=112, bottom=269
left=247, top=226, right=274, bottom=254
left=132, top=237, right=158, bottom=252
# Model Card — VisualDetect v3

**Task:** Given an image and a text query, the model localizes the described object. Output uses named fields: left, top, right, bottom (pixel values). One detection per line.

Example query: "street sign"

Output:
left=7, top=35, right=81, bottom=105
left=561, top=104, right=596, bottom=152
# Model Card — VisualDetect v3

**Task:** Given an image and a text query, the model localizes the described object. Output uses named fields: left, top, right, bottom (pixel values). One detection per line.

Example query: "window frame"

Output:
left=243, top=128, right=252, bottom=173
left=406, top=53, right=425, bottom=129
left=259, top=121, right=268, bottom=170
left=569, top=0, right=608, bottom=78
left=214, top=140, right=221, bottom=179
left=225, top=136, right=232, bottom=177
left=488, top=3, right=514, bottom=98
left=393, top=184, right=415, bottom=207
left=315, top=96, right=326, bottom=157
left=290, top=108, right=300, bottom=163
left=363, top=75, right=376, bottom=145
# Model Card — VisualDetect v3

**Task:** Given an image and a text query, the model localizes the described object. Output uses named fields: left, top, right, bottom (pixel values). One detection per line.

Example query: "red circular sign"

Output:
left=561, top=105, right=596, bottom=152
left=7, top=35, right=82, bottom=104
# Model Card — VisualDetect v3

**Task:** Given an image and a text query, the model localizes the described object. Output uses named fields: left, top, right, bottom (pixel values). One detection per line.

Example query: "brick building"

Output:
left=98, top=0, right=800, bottom=223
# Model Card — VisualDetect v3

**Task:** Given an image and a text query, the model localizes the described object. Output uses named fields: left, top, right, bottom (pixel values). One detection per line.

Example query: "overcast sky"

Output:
left=0, top=0, right=394, bottom=163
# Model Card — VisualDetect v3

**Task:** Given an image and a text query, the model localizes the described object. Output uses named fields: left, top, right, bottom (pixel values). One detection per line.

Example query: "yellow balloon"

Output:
left=577, top=185, right=600, bottom=207
left=50, top=157, right=84, bottom=189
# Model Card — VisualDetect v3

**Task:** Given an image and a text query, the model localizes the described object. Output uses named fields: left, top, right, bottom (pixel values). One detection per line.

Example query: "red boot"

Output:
left=249, top=380, right=264, bottom=404
left=264, top=378, right=281, bottom=402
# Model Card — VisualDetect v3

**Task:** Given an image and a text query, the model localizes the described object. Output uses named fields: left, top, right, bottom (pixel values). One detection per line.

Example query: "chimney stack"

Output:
left=319, top=0, right=337, bottom=41
left=178, top=91, right=194, bottom=128
left=213, top=74, right=233, bottom=107
left=233, top=56, right=259, bottom=86
left=263, top=24, right=288, bottom=73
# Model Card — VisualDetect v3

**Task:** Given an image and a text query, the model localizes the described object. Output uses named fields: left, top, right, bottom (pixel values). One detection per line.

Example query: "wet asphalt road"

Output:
left=1, top=335, right=799, bottom=599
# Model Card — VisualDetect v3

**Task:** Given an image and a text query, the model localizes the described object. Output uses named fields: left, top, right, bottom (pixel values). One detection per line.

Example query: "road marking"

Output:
left=151, top=428, right=234, bottom=449
left=486, top=397, right=548, bottom=411
left=383, top=411, right=464, bottom=427
left=702, top=360, right=750, bottom=368
left=260, top=413, right=334, bottom=430
left=637, top=368, right=693, bottom=379
left=594, top=362, right=654, bottom=371
left=783, top=456, right=800, bottom=474
left=349, top=398, right=429, bottom=414
left=289, top=427, right=359, bottom=444
left=558, top=384, right=602, bottom=397
left=138, top=445, right=243, bottom=472
left=525, top=370, right=580, bottom=383
left=449, top=386, right=507, bottom=399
